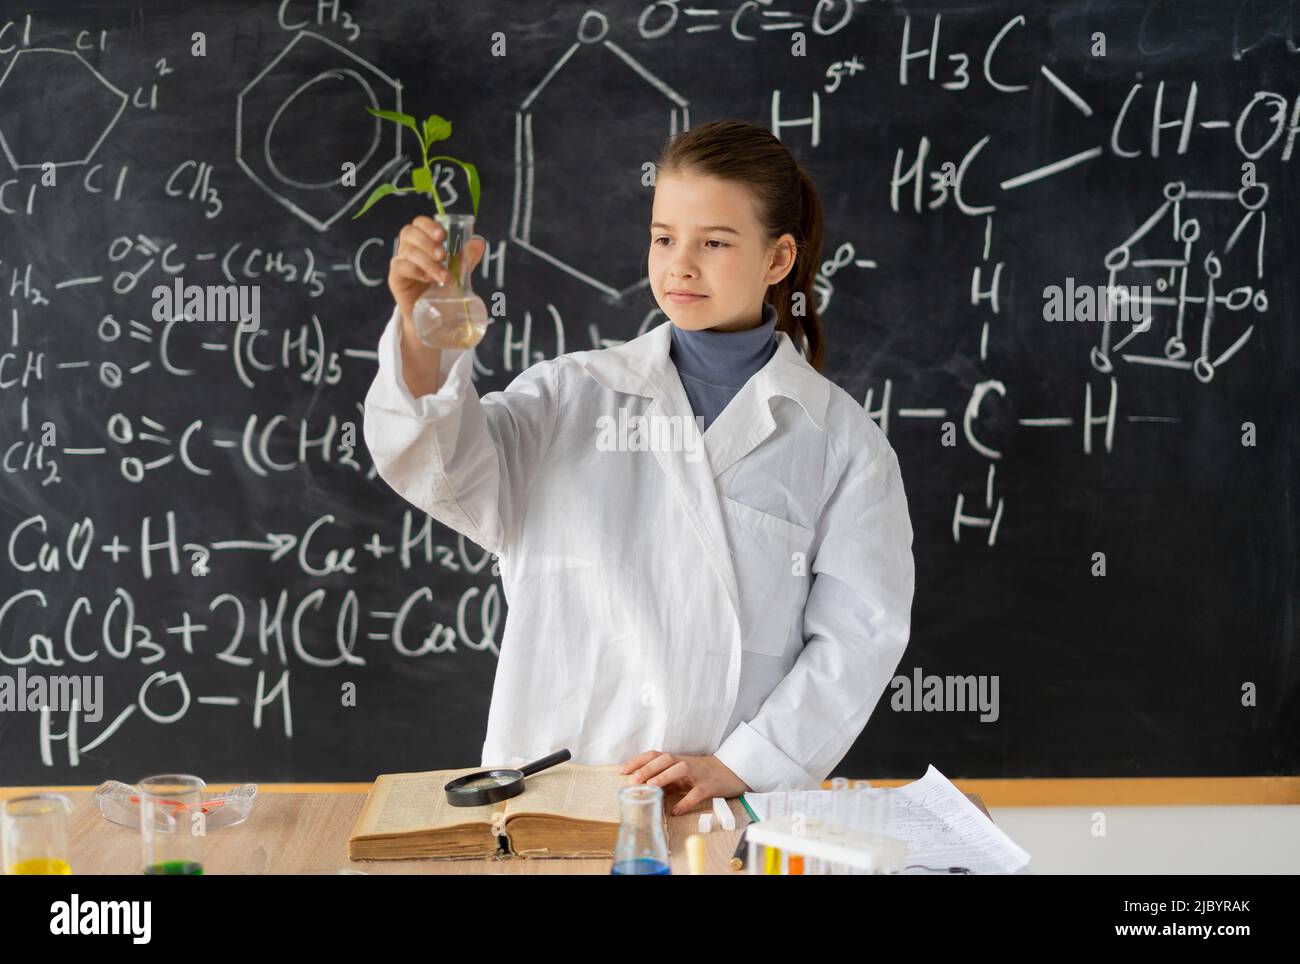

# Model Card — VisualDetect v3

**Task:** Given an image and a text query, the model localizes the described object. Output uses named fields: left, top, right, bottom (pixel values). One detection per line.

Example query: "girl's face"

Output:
left=649, top=171, right=796, bottom=333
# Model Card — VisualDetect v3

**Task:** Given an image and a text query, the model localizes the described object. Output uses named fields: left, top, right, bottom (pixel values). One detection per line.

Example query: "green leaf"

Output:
left=411, top=166, right=434, bottom=197
left=351, top=181, right=399, bottom=220
left=428, top=155, right=481, bottom=217
left=366, top=107, right=421, bottom=143
left=460, top=160, right=480, bottom=217
left=423, top=114, right=452, bottom=146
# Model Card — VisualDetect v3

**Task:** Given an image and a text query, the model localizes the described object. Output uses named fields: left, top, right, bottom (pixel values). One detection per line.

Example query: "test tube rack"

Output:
left=744, top=815, right=909, bottom=875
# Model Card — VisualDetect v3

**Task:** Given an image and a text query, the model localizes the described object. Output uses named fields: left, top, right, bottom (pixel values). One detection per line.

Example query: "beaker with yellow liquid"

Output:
left=2, top=793, right=73, bottom=874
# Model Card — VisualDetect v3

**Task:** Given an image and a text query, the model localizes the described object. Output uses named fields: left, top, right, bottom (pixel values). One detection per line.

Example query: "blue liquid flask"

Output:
left=610, top=785, right=671, bottom=875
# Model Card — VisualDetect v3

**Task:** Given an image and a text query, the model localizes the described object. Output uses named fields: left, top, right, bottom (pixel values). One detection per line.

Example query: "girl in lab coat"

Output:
left=365, top=120, right=915, bottom=813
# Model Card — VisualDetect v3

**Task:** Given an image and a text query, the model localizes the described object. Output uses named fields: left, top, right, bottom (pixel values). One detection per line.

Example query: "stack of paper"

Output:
left=742, top=765, right=1031, bottom=874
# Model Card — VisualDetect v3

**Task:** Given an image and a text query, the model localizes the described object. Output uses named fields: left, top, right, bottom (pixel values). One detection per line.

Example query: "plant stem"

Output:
left=417, top=139, right=471, bottom=344
left=419, top=136, right=447, bottom=218
left=445, top=249, right=475, bottom=346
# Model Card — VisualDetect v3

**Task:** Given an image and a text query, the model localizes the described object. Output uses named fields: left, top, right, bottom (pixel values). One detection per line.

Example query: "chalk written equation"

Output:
left=5, top=510, right=503, bottom=765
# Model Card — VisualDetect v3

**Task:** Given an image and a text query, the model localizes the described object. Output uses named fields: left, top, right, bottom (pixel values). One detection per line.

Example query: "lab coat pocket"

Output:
left=719, top=495, right=814, bottom=658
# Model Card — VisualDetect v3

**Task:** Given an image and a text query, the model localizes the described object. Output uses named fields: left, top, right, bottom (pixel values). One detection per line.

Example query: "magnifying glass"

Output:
left=443, top=749, right=572, bottom=807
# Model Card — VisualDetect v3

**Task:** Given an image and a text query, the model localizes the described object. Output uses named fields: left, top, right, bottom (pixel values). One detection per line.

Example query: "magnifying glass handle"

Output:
left=516, top=749, right=571, bottom=777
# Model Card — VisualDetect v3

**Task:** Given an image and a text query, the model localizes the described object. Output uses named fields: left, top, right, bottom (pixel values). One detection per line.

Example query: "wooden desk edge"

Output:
left=3, top=777, right=1296, bottom=806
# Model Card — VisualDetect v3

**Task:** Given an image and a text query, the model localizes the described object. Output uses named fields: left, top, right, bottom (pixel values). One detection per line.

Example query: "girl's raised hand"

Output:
left=388, top=216, right=487, bottom=327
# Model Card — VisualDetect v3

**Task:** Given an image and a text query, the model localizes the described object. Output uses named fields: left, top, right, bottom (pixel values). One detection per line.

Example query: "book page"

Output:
left=354, top=768, right=506, bottom=837
left=503, top=763, right=630, bottom=823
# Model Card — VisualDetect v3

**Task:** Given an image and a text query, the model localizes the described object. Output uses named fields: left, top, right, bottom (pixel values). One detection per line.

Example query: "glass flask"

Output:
left=610, top=784, right=671, bottom=875
left=411, top=212, right=489, bottom=350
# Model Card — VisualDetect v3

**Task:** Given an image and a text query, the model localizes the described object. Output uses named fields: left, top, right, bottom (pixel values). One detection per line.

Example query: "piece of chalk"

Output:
left=686, top=834, right=707, bottom=874
left=712, top=796, right=735, bottom=831
left=698, top=812, right=713, bottom=833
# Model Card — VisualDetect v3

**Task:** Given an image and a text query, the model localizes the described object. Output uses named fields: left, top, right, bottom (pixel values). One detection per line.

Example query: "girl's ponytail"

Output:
left=771, top=165, right=825, bottom=372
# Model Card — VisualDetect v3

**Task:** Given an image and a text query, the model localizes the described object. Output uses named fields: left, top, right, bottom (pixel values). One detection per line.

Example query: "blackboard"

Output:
left=0, top=0, right=1295, bottom=786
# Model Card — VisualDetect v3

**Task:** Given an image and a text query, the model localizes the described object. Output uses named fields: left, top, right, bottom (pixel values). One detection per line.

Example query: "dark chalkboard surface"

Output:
left=0, top=0, right=1295, bottom=785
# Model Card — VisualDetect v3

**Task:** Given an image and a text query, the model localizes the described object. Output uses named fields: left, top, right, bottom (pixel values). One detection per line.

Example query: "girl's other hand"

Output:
left=388, top=215, right=487, bottom=327
left=619, top=750, right=750, bottom=816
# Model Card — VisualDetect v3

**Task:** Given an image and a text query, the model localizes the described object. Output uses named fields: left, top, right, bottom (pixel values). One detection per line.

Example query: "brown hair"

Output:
left=653, top=119, right=825, bottom=371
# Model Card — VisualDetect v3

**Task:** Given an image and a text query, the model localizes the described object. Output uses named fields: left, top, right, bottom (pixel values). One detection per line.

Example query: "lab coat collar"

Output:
left=578, top=317, right=829, bottom=433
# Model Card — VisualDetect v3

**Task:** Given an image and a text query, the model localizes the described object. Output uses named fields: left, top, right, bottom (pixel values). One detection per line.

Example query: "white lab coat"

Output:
left=363, top=306, right=915, bottom=792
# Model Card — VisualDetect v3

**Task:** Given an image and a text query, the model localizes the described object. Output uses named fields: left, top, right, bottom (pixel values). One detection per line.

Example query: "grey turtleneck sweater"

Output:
left=668, top=300, right=779, bottom=431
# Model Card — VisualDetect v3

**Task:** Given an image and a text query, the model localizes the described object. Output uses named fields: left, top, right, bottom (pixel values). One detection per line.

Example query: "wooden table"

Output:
left=2, top=787, right=990, bottom=874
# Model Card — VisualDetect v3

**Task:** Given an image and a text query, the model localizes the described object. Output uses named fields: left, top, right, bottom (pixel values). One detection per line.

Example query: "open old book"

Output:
left=348, top=761, right=671, bottom=860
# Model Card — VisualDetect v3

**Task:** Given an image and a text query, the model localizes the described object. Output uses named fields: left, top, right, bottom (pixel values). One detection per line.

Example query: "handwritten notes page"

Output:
left=743, top=765, right=1031, bottom=874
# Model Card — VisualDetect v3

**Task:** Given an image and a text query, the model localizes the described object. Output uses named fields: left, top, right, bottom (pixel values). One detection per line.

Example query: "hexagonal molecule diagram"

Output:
left=237, top=30, right=405, bottom=232
left=0, top=48, right=127, bottom=171
left=512, top=10, right=689, bottom=301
